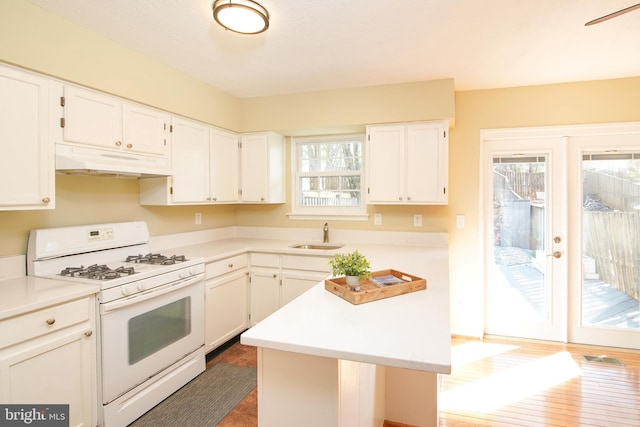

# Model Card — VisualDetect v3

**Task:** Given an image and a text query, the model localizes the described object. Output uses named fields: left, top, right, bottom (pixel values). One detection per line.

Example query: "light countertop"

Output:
left=0, top=276, right=99, bottom=321
left=241, top=281, right=451, bottom=373
left=239, top=242, right=451, bottom=374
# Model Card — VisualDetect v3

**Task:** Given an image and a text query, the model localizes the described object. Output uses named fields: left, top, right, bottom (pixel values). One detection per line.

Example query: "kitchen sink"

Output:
left=290, top=243, right=344, bottom=250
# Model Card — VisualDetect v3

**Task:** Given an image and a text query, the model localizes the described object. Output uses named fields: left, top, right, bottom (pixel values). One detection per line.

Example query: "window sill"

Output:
left=287, top=212, right=369, bottom=221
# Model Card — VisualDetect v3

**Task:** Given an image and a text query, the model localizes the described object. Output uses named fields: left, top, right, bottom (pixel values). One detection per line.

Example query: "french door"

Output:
left=482, top=124, right=640, bottom=349
left=482, top=135, right=567, bottom=342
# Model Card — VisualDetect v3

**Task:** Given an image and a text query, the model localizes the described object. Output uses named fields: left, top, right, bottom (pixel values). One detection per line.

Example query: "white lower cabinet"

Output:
left=249, top=268, right=280, bottom=327
left=205, top=255, right=249, bottom=353
left=250, top=253, right=330, bottom=326
left=280, top=254, right=331, bottom=306
left=0, top=296, right=96, bottom=427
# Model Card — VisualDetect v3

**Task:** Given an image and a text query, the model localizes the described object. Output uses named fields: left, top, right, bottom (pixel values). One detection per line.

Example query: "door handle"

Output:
left=553, top=236, right=561, bottom=244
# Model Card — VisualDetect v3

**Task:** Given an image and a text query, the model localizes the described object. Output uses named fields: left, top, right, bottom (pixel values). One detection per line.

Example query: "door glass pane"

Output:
left=582, top=154, right=640, bottom=329
left=491, top=156, right=548, bottom=323
left=128, top=297, right=192, bottom=364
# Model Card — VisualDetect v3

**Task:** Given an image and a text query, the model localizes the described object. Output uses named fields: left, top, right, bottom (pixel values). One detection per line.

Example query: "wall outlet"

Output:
left=456, top=214, right=465, bottom=229
left=413, top=214, right=423, bottom=227
left=195, top=212, right=202, bottom=225
left=374, top=213, right=382, bottom=225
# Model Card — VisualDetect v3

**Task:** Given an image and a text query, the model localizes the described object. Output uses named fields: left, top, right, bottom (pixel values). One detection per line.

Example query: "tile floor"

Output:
left=206, top=340, right=258, bottom=426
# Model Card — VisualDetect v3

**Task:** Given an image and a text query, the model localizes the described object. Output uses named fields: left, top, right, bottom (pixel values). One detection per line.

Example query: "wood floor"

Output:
left=441, top=336, right=640, bottom=426
left=209, top=336, right=640, bottom=426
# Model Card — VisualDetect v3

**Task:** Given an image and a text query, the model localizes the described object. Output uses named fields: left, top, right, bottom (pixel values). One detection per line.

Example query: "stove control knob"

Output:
left=179, top=269, right=194, bottom=278
left=121, top=287, right=132, bottom=296
left=137, top=283, right=146, bottom=292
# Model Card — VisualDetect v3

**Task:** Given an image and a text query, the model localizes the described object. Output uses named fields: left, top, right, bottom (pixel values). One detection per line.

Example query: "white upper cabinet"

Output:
left=170, top=116, right=211, bottom=203
left=240, top=131, right=285, bottom=203
left=366, top=120, right=448, bottom=205
left=210, top=127, right=240, bottom=203
left=123, top=103, right=170, bottom=156
left=61, top=85, right=170, bottom=157
left=139, top=118, right=240, bottom=205
left=0, top=65, right=54, bottom=210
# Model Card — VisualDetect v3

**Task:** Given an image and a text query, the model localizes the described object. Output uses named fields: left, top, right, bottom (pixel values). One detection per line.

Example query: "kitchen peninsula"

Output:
left=236, top=230, right=451, bottom=427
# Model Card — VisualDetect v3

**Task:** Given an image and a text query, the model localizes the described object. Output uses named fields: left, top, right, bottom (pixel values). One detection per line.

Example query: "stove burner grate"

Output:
left=60, top=264, right=136, bottom=280
left=126, top=253, right=187, bottom=265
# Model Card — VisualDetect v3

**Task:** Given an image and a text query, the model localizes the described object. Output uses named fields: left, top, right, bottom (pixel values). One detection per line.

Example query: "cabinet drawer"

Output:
left=0, top=298, right=91, bottom=349
left=251, top=253, right=280, bottom=268
left=281, top=255, right=331, bottom=272
left=206, top=254, right=248, bottom=278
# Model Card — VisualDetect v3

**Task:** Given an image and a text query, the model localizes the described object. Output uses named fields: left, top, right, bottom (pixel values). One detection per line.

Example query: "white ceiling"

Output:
left=26, top=0, right=640, bottom=98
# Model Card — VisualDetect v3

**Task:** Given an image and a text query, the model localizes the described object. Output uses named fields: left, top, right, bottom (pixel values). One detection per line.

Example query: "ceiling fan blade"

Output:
left=585, top=3, right=640, bottom=26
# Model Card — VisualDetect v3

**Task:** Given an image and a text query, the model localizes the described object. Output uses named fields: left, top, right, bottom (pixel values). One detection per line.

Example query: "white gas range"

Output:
left=27, top=221, right=206, bottom=427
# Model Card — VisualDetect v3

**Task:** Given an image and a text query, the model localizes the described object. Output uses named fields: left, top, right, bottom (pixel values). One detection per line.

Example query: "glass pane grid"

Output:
left=295, top=137, right=364, bottom=211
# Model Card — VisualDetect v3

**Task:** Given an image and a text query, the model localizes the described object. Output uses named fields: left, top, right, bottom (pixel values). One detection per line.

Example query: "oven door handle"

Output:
left=100, top=273, right=204, bottom=314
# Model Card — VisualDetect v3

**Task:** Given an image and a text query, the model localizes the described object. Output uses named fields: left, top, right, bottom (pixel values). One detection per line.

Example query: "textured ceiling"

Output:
left=26, top=0, right=640, bottom=98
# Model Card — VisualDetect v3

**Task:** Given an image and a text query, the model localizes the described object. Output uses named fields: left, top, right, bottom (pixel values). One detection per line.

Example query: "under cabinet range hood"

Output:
left=55, top=143, right=172, bottom=178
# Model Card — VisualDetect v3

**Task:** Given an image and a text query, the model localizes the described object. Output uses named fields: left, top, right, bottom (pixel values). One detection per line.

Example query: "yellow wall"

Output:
left=240, top=79, right=455, bottom=134
left=448, top=77, right=640, bottom=335
left=2, top=0, right=640, bottom=334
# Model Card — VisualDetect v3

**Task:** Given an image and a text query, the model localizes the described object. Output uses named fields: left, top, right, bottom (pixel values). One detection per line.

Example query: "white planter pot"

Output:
left=346, top=275, right=360, bottom=291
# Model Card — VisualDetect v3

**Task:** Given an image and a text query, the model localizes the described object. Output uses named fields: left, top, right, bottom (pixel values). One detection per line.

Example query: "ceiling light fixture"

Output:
left=212, top=0, right=269, bottom=34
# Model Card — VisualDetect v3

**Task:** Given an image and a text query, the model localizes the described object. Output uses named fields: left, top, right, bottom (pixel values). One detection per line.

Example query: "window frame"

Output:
left=288, top=133, right=368, bottom=221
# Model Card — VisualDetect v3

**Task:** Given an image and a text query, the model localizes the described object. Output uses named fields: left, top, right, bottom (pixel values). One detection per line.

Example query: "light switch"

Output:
left=413, top=214, right=423, bottom=227
left=195, top=212, right=202, bottom=225
left=456, top=214, right=465, bottom=229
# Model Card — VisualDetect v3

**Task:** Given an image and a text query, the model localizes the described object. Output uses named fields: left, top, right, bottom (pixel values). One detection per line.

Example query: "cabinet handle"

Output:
left=115, top=140, right=122, bottom=146
left=272, top=273, right=277, bottom=278
left=407, top=196, right=412, bottom=201
left=228, top=263, right=234, bottom=268
left=261, top=197, right=265, bottom=201
left=212, top=197, right=217, bottom=201
left=126, top=143, right=133, bottom=149
left=398, top=196, right=403, bottom=201
left=84, top=330, right=93, bottom=337
left=46, top=318, right=55, bottom=326
left=42, top=197, right=51, bottom=203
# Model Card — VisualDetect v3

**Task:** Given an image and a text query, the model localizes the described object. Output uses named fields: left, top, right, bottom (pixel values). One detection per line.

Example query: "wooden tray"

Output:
left=324, top=269, right=426, bottom=305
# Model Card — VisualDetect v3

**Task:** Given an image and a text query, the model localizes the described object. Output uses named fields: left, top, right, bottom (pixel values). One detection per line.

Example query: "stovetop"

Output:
left=58, top=253, right=188, bottom=281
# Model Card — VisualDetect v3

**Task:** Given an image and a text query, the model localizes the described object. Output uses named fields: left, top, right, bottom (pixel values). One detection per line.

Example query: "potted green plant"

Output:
left=329, top=250, right=371, bottom=290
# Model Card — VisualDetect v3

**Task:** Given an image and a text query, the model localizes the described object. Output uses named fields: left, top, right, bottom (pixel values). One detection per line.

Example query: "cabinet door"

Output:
left=249, top=269, right=280, bottom=326
left=280, top=270, right=327, bottom=306
left=241, top=133, right=268, bottom=202
left=0, top=66, right=54, bottom=210
left=366, top=125, right=405, bottom=203
left=210, top=128, right=240, bottom=202
left=123, top=103, right=170, bottom=156
left=170, top=117, right=210, bottom=203
left=0, top=326, right=95, bottom=426
left=63, top=85, right=122, bottom=149
left=406, top=123, right=448, bottom=203
left=205, top=270, right=248, bottom=352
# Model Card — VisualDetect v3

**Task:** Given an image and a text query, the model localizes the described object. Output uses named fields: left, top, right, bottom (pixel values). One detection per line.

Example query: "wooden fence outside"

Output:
left=500, top=171, right=545, bottom=200
left=583, top=211, right=639, bottom=300
left=584, top=170, right=640, bottom=211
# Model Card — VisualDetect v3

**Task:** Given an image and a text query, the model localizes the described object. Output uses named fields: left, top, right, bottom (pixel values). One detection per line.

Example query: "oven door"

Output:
left=99, top=273, right=204, bottom=404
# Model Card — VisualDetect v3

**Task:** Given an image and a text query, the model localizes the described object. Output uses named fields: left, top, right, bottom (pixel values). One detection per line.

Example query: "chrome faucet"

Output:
left=323, top=223, right=329, bottom=243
